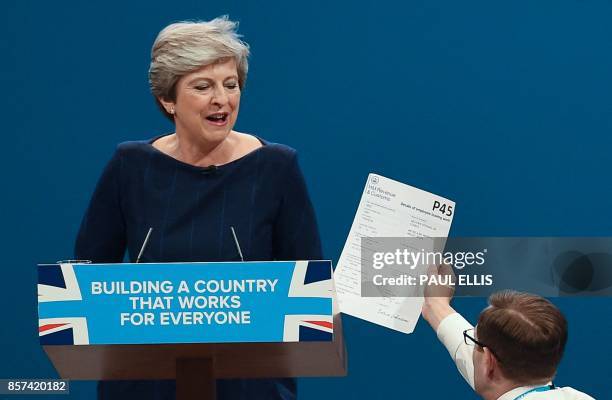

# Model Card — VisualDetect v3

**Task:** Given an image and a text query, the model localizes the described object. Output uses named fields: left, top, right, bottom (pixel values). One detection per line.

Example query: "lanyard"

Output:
left=512, top=385, right=554, bottom=400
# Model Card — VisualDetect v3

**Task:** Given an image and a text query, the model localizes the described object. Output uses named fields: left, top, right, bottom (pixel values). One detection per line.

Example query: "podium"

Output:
left=37, top=260, right=347, bottom=399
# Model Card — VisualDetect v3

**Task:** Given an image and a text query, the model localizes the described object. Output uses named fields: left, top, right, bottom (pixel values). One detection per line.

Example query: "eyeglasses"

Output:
left=463, top=328, right=502, bottom=362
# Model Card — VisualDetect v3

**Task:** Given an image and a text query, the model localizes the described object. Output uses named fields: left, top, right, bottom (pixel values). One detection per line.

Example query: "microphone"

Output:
left=230, top=226, right=244, bottom=262
left=201, top=165, right=218, bottom=175
left=136, top=227, right=153, bottom=263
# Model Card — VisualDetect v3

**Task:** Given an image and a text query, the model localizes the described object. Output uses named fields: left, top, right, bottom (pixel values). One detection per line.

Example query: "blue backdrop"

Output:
left=2, top=0, right=610, bottom=398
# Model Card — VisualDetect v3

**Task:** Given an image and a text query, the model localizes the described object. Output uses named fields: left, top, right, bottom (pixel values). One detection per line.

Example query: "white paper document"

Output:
left=334, top=174, right=455, bottom=334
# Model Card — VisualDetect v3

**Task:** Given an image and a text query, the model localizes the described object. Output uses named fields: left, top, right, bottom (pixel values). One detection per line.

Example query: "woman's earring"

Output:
left=170, top=107, right=175, bottom=115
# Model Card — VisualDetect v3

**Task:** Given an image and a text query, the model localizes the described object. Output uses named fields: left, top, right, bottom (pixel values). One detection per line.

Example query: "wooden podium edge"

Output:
left=43, top=312, right=347, bottom=381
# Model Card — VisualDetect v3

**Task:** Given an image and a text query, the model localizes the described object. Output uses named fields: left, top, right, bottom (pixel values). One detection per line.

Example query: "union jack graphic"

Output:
left=38, top=263, right=89, bottom=345
left=283, top=261, right=334, bottom=342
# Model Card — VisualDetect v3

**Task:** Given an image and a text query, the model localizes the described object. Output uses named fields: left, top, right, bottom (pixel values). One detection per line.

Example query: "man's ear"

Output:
left=484, top=348, right=498, bottom=380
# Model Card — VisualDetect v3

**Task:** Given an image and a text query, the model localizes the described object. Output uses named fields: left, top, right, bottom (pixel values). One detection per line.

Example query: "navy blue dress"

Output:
left=75, top=135, right=322, bottom=400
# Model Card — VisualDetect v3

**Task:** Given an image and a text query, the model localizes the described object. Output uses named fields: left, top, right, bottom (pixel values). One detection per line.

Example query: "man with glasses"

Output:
left=421, top=265, right=594, bottom=400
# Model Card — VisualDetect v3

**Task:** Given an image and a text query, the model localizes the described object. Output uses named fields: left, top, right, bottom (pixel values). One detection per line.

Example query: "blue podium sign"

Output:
left=38, top=260, right=334, bottom=346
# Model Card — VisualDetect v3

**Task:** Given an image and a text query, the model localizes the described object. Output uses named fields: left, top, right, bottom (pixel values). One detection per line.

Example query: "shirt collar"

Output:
left=497, top=383, right=553, bottom=400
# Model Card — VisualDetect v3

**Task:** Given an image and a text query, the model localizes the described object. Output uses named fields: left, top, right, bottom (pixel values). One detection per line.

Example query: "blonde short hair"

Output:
left=149, top=16, right=250, bottom=117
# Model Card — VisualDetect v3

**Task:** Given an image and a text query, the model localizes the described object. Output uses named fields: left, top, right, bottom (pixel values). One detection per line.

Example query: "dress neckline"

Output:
left=146, top=133, right=268, bottom=172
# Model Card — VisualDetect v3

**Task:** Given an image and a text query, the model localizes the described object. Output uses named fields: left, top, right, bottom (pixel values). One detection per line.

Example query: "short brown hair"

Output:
left=477, top=291, right=568, bottom=384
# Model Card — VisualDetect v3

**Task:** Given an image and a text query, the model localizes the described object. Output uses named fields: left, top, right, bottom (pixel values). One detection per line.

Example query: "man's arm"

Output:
left=421, top=297, right=457, bottom=332
left=421, top=264, right=458, bottom=330
left=421, top=264, right=476, bottom=389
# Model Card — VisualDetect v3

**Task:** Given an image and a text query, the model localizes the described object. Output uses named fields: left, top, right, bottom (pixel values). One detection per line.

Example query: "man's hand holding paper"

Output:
left=334, top=173, right=455, bottom=334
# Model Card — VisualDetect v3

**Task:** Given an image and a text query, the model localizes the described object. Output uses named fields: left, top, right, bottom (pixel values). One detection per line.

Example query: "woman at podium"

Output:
left=75, top=16, right=322, bottom=400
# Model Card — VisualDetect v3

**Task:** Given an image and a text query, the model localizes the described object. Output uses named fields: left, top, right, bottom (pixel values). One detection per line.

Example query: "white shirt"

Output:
left=436, top=313, right=595, bottom=400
